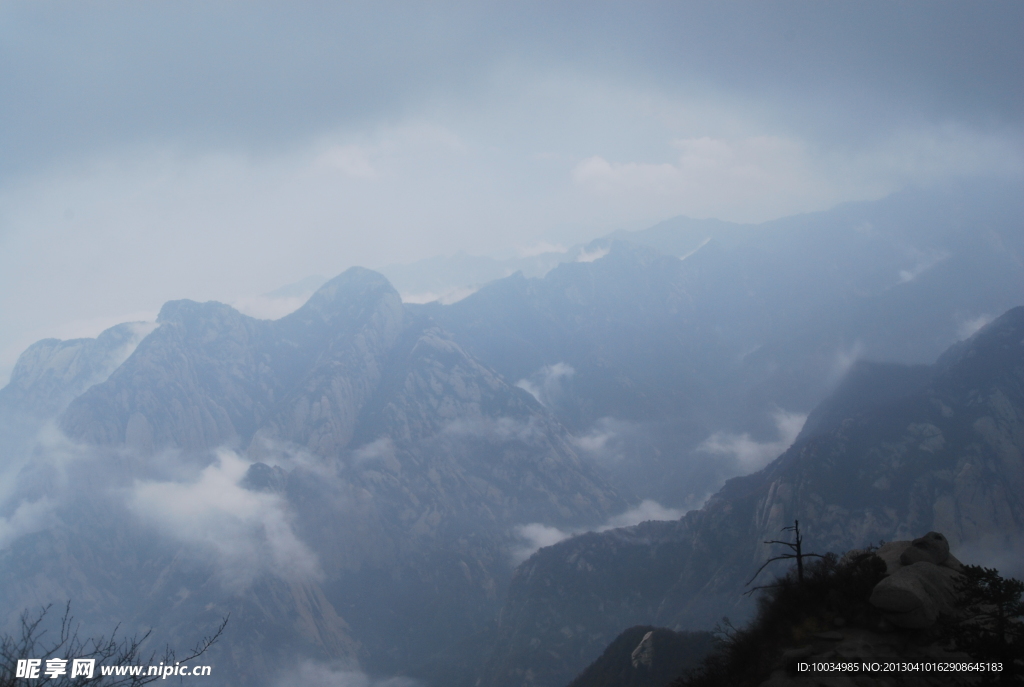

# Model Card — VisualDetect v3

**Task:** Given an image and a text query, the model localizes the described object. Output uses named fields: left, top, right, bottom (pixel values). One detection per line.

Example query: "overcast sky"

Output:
left=1, top=1, right=1023, bottom=382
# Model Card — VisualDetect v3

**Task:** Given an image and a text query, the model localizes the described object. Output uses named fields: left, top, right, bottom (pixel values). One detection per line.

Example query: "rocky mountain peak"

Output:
left=287, top=266, right=402, bottom=328
left=0, top=321, right=156, bottom=426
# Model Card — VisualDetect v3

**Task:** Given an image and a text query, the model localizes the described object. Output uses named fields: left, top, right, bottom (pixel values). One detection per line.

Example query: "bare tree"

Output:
left=0, top=603, right=227, bottom=686
left=745, top=520, right=824, bottom=593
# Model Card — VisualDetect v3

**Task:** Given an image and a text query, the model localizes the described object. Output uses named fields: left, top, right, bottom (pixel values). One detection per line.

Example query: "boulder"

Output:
left=899, top=531, right=950, bottom=566
left=942, top=552, right=964, bottom=572
left=875, top=535, right=961, bottom=576
left=869, top=561, right=960, bottom=629
left=874, top=540, right=911, bottom=575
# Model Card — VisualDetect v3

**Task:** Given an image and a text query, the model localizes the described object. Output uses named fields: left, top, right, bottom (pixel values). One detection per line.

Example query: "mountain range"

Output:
left=477, top=306, right=1024, bottom=687
left=0, top=181, right=1021, bottom=686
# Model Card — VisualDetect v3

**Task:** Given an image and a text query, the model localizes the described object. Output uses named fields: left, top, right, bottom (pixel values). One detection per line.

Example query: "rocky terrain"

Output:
left=425, top=182, right=1024, bottom=508
left=1, top=185, right=1022, bottom=686
left=0, top=269, right=622, bottom=684
left=563, top=532, right=1016, bottom=687
left=479, top=307, right=1024, bottom=687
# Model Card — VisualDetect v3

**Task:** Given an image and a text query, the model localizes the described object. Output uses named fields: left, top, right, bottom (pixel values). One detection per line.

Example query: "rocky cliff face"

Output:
left=3, top=187, right=1023, bottom=686
left=58, top=268, right=405, bottom=454
left=482, top=306, right=1024, bottom=687
left=0, top=321, right=155, bottom=455
left=0, top=268, right=622, bottom=685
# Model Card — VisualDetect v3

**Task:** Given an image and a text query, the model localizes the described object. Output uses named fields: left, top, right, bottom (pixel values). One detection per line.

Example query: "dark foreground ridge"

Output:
left=673, top=533, right=1023, bottom=687
left=567, top=533, right=1023, bottom=687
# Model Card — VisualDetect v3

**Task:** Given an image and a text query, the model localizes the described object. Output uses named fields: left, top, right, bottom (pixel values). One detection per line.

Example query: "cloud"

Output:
left=0, top=423, right=96, bottom=507
left=517, top=242, right=567, bottom=258
left=277, top=661, right=420, bottom=687
left=598, top=500, right=684, bottom=531
left=0, top=498, right=56, bottom=551
left=511, top=498, right=684, bottom=563
left=956, top=313, right=993, bottom=340
left=315, top=145, right=380, bottom=179
left=570, top=136, right=832, bottom=222
left=511, top=523, right=572, bottom=564
left=569, top=417, right=634, bottom=461
left=576, top=246, right=610, bottom=263
left=400, top=285, right=480, bottom=305
left=0, top=425, right=121, bottom=551
left=3, top=51, right=1021, bottom=379
left=897, top=249, right=950, bottom=284
left=698, top=411, right=807, bottom=473
left=515, top=363, right=574, bottom=408
left=129, top=449, right=320, bottom=590
left=231, top=295, right=308, bottom=321
left=443, top=416, right=546, bottom=443
left=350, top=438, right=396, bottom=466
left=830, top=340, right=866, bottom=384
left=570, top=127, right=1022, bottom=224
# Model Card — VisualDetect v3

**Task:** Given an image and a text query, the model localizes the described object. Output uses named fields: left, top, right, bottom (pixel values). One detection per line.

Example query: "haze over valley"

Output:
left=1, top=3, right=1022, bottom=686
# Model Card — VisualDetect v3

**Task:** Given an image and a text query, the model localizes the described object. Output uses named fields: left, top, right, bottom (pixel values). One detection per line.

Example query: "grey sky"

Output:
left=1, top=1, right=1022, bottom=382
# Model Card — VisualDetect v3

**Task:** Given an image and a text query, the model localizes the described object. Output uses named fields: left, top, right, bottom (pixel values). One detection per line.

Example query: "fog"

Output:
left=2, top=5, right=1023, bottom=686
left=2, top=2, right=1022, bottom=383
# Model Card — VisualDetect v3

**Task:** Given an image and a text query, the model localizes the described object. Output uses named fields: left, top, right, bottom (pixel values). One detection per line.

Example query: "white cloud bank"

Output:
left=0, top=498, right=56, bottom=551
left=571, top=126, right=1022, bottom=224
left=698, top=411, right=807, bottom=473
left=515, top=363, right=575, bottom=408
left=130, top=449, right=320, bottom=590
left=512, top=499, right=685, bottom=563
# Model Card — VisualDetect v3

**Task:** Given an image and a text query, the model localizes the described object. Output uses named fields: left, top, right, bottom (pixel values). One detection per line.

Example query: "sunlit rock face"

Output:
left=482, top=307, right=1024, bottom=687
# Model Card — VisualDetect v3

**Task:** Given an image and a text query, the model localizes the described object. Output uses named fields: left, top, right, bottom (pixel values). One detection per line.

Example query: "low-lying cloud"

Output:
left=0, top=497, right=55, bottom=551
left=350, top=437, right=397, bottom=466
left=897, top=249, right=950, bottom=284
left=400, top=285, right=480, bottom=305
left=956, top=313, right=993, bottom=340
left=576, top=246, right=610, bottom=263
left=698, top=411, right=807, bottom=473
left=569, top=417, right=636, bottom=462
left=512, top=499, right=685, bottom=563
left=600, top=500, right=684, bottom=530
left=515, top=362, right=574, bottom=409
left=830, top=340, right=866, bottom=385
left=443, top=415, right=547, bottom=444
left=130, top=449, right=320, bottom=590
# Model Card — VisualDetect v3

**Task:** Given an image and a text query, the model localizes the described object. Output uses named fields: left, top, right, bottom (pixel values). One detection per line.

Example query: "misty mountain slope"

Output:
left=422, top=241, right=753, bottom=507
left=1, top=267, right=624, bottom=684
left=0, top=322, right=156, bottom=463
left=268, top=313, right=623, bottom=671
left=59, top=268, right=403, bottom=455
left=412, top=183, right=1024, bottom=510
left=440, top=243, right=739, bottom=424
left=0, top=323, right=155, bottom=422
left=0, top=445, right=363, bottom=686
left=480, top=305, right=1024, bottom=687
